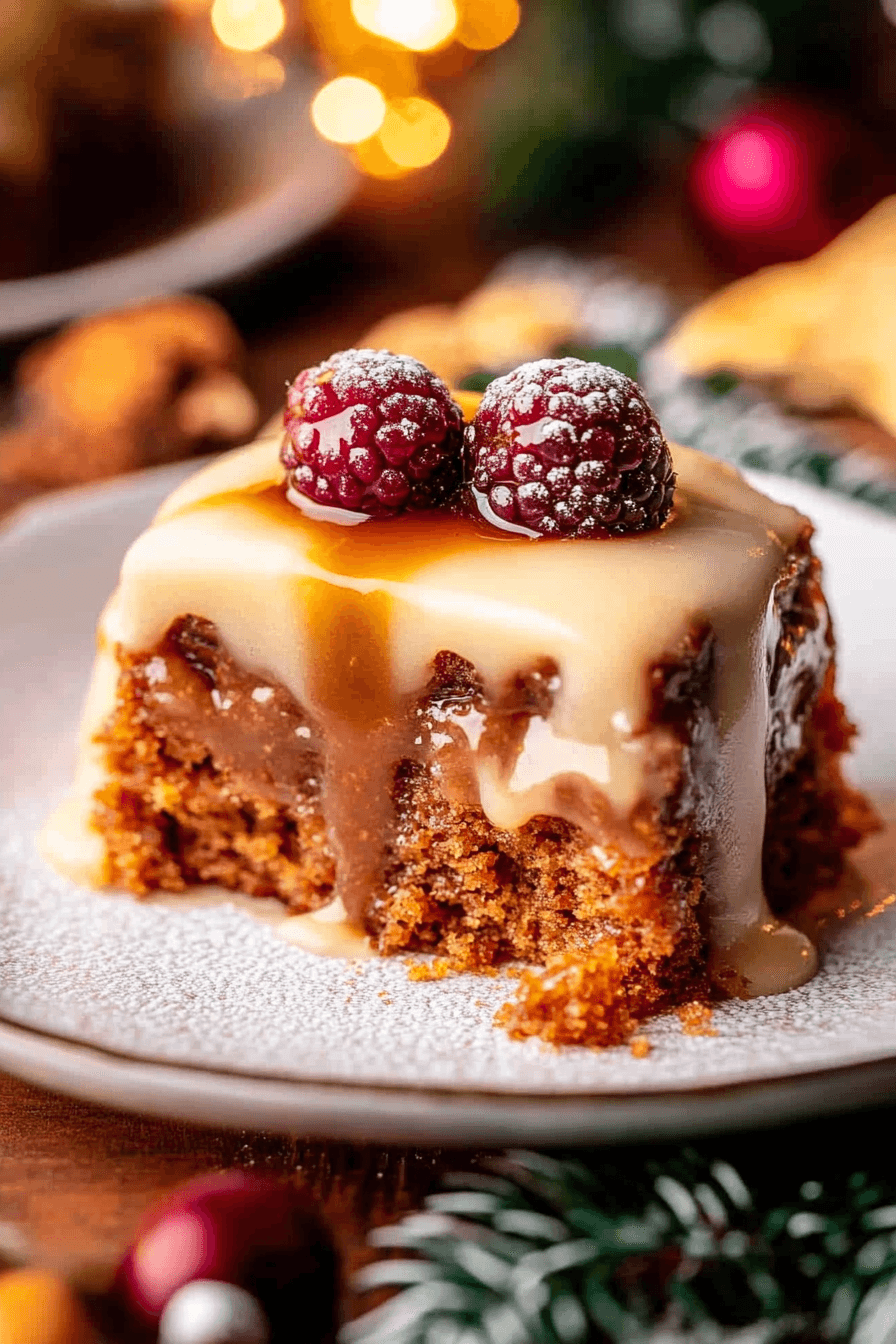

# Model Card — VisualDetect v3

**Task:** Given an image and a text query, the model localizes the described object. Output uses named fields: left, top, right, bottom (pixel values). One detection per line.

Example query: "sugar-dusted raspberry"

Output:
left=281, top=349, right=464, bottom=517
left=467, top=358, right=675, bottom=538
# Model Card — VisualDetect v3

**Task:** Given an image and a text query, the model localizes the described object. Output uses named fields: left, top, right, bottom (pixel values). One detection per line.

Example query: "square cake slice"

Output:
left=42, top=354, right=877, bottom=1046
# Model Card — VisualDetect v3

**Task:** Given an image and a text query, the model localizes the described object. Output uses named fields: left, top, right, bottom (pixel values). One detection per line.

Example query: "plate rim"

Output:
left=0, top=459, right=200, bottom=546
left=4, top=1012, right=896, bottom=1143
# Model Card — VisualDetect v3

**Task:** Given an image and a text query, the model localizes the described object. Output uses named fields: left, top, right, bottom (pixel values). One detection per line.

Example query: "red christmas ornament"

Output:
left=688, top=96, right=896, bottom=273
left=115, top=1173, right=337, bottom=1341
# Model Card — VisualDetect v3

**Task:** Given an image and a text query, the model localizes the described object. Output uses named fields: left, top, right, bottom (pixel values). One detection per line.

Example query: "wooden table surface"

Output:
left=3, top=173, right=896, bottom=1337
left=0, top=1072, right=485, bottom=1320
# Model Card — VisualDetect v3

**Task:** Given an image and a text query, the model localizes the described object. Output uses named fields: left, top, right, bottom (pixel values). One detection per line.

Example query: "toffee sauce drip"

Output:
left=254, top=486, right=522, bottom=925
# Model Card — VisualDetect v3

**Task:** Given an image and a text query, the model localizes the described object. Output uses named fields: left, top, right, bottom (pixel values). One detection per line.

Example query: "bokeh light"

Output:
left=353, top=137, right=410, bottom=179
left=455, top=0, right=520, bottom=50
left=350, top=0, right=458, bottom=52
left=311, top=76, right=388, bottom=145
left=717, top=127, right=800, bottom=220
left=306, top=0, right=518, bottom=175
left=210, top=0, right=285, bottom=52
left=696, top=1, right=771, bottom=73
left=691, top=117, right=808, bottom=239
left=205, top=50, right=286, bottom=100
left=379, top=97, right=452, bottom=168
left=615, top=0, right=685, bottom=60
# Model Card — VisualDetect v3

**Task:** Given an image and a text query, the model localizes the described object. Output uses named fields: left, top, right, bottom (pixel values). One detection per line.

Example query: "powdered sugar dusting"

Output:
left=282, top=348, right=464, bottom=516
left=469, top=356, right=674, bottom=537
left=5, top=802, right=896, bottom=1094
left=329, top=348, right=454, bottom=400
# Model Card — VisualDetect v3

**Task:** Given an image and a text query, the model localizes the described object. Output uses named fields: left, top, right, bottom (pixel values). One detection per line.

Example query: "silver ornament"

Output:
left=158, top=1280, right=270, bottom=1344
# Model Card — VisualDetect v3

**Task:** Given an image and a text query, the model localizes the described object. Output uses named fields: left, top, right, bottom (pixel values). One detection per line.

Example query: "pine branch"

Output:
left=344, top=1152, right=896, bottom=1344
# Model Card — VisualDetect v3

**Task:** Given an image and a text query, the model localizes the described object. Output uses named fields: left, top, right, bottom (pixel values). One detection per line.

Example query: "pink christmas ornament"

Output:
left=688, top=97, right=896, bottom=272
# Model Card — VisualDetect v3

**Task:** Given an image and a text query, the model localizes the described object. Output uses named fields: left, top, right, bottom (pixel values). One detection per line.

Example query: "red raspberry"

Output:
left=281, top=349, right=464, bottom=517
left=467, top=359, right=675, bottom=538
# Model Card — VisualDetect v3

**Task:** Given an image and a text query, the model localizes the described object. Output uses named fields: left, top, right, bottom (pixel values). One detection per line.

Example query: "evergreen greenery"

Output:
left=485, top=0, right=871, bottom=233
left=345, top=1150, right=896, bottom=1344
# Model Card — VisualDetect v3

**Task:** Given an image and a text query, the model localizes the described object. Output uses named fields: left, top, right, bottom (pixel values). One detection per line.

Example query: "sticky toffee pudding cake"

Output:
left=42, top=352, right=877, bottom=1047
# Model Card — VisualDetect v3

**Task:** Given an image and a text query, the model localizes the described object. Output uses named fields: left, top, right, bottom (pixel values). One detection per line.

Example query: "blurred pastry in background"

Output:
left=362, top=274, right=583, bottom=386
left=0, top=296, right=258, bottom=490
left=665, top=197, right=896, bottom=438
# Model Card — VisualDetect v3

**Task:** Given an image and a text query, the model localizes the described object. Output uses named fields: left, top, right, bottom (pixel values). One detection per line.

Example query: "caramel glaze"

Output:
left=47, top=436, right=837, bottom=996
left=194, top=488, right=544, bottom=925
left=169, top=486, right=679, bottom=929
left=257, top=492, right=523, bottom=924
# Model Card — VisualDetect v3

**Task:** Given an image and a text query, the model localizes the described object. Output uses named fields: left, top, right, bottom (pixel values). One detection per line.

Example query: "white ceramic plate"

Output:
left=2, top=464, right=896, bottom=1143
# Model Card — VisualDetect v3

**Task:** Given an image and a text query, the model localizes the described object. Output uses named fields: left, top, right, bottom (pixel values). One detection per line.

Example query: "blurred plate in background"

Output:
left=0, top=59, right=357, bottom=343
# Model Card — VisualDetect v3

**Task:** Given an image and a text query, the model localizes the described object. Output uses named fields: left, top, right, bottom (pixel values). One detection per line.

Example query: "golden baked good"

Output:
left=0, top=296, right=258, bottom=489
left=362, top=275, right=583, bottom=385
left=666, top=197, right=896, bottom=435
left=42, top=349, right=877, bottom=1046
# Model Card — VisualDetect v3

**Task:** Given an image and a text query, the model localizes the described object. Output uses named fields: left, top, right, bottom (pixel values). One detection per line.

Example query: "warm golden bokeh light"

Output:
left=210, top=0, right=285, bottom=51
left=166, top=0, right=212, bottom=15
left=351, top=0, right=458, bottom=52
left=456, top=0, right=520, bottom=50
left=352, top=136, right=411, bottom=179
left=306, top=0, right=517, bottom=175
left=205, top=50, right=286, bottom=99
left=378, top=96, right=452, bottom=168
left=311, top=76, right=388, bottom=145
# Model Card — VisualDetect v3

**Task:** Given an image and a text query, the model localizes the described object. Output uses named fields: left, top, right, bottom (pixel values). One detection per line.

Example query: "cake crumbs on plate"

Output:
left=678, top=1001, right=716, bottom=1036
left=406, top=958, right=452, bottom=981
left=495, top=946, right=637, bottom=1049
left=630, top=1036, right=651, bottom=1058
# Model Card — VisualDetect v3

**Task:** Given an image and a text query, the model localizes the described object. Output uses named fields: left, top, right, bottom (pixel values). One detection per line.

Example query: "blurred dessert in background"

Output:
left=666, top=196, right=896, bottom=438
left=0, top=0, right=180, bottom=282
left=362, top=272, right=583, bottom=387
left=0, top=0, right=348, bottom=298
left=0, top=0, right=59, bottom=280
left=0, top=296, right=257, bottom=493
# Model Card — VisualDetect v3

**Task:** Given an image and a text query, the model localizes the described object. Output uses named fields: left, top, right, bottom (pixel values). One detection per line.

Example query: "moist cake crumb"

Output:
left=495, top=946, right=640, bottom=1049
left=84, top=539, right=877, bottom=1047
left=406, top=959, right=453, bottom=981
left=678, top=1001, right=717, bottom=1037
